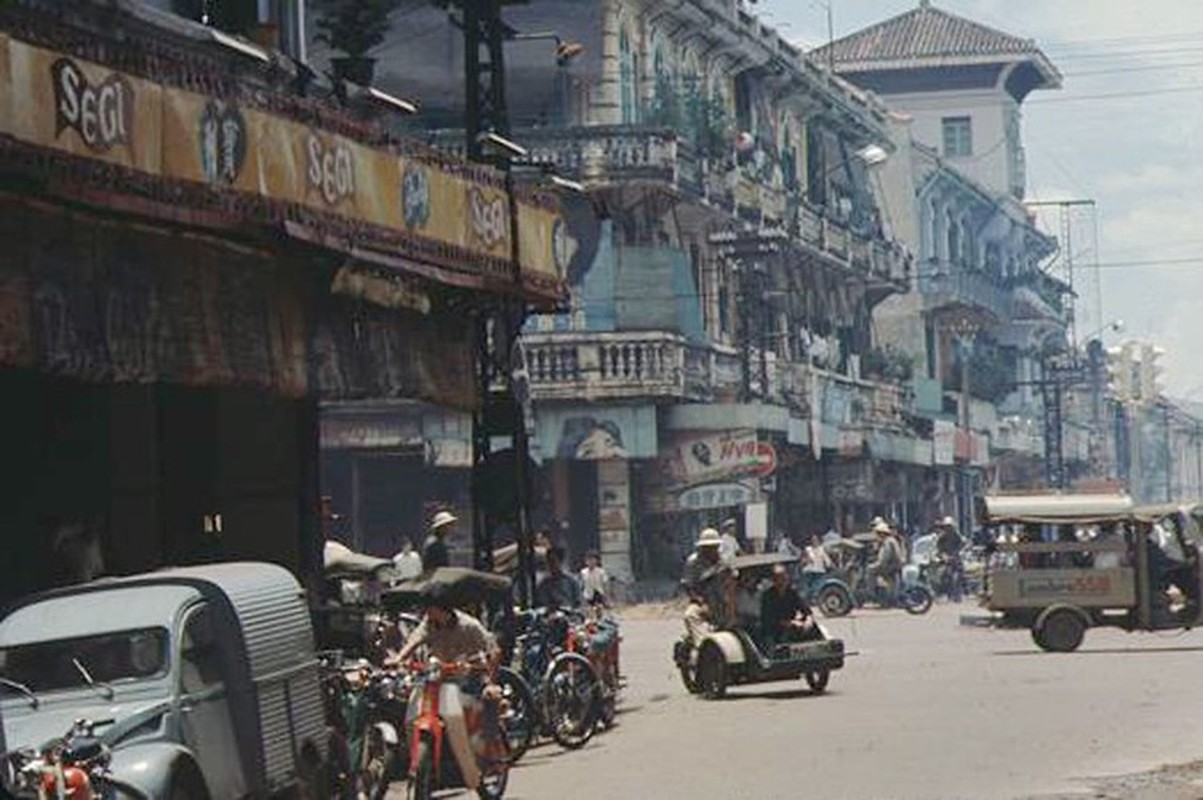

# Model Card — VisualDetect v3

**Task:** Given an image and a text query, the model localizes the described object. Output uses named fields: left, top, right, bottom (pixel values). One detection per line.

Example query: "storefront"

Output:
left=0, top=7, right=564, bottom=602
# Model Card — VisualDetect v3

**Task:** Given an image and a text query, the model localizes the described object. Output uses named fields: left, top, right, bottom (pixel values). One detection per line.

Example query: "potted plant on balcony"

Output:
left=313, top=0, right=402, bottom=85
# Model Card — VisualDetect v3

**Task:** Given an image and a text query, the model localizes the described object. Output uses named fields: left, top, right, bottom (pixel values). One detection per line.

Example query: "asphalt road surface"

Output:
left=484, top=602, right=1203, bottom=800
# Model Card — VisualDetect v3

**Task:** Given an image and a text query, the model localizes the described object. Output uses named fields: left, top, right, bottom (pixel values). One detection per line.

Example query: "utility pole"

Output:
left=1025, top=199, right=1095, bottom=349
left=455, top=0, right=536, bottom=604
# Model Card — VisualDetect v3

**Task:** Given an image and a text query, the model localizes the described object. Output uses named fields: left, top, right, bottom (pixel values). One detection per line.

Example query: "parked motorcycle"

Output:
left=405, top=656, right=509, bottom=800
left=320, top=653, right=409, bottom=800
left=2, top=717, right=124, bottom=800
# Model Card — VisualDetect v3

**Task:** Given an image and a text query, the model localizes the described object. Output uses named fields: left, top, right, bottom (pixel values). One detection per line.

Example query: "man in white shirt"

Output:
left=392, top=538, right=424, bottom=581
left=719, top=518, right=741, bottom=563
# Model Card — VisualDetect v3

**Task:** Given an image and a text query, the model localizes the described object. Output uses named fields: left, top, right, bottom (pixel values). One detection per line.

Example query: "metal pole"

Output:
left=1163, top=404, right=1172, bottom=503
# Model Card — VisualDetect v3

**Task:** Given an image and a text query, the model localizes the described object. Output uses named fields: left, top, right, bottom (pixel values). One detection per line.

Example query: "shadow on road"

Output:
left=719, top=688, right=833, bottom=701
left=993, top=644, right=1203, bottom=657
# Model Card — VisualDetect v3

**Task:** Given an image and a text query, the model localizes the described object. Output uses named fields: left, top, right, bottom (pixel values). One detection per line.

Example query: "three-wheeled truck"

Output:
left=975, top=493, right=1203, bottom=652
left=674, top=553, right=846, bottom=699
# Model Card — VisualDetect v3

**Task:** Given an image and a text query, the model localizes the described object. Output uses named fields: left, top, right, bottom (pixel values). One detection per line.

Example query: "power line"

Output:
left=1028, top=83, right=1203, bottom=104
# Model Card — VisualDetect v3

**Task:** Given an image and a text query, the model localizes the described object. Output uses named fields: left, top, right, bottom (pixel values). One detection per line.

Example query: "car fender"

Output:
left=107, top=742, right=206, bottom=799
left=699, top=630, right=747, bottom=665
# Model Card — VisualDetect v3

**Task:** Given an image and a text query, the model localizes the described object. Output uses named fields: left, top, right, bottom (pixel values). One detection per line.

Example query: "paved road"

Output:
left=491, top=603, right=1203, bottom=800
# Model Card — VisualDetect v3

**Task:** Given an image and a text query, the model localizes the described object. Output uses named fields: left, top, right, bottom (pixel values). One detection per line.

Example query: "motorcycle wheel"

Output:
left=903, top=586, right=934, bottom=615
left=673, top=641, right=700, bottom=694
left=542, top=652, right=600, bottom=751
left=494, top=667, right=537, bottom=763
left=359, top=725, right=398, bottom=800
left=407, top=734, right=435, bottom=800
left=816, top=584, right=853, bottom=618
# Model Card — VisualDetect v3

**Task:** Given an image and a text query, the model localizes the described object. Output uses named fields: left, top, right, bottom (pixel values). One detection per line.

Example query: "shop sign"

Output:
left=660, top=430, right=776, bottom=488
left=933, top=420, right=956, bottom=466
left=53, top=58, right=133, bottom=152
left=677, top=482, right=756, bottom=511
left=306, top=131, right=356, bottom=206
left=198, top=100, right=246, bottom=185
left=4, top=38, right=565, bottom=291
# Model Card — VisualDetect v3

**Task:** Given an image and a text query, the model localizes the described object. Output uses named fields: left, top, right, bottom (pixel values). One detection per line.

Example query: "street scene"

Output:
left=2, top=0, right=1203, bottom=798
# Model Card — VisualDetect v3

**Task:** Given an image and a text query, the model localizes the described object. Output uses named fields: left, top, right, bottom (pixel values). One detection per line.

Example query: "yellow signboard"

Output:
left=0, top=36, right=565, bottom=295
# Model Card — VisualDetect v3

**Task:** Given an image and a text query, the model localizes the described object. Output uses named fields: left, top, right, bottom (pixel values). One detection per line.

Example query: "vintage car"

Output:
left=976, top=493, right=1203, bottom=652
left=675, top=553, right=846, bottom=700
left=0, top=562, right=328, bottom=799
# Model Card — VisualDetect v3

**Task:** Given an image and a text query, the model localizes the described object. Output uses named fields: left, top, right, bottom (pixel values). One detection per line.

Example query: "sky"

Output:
left=756, top=0, right=1203, bottom=398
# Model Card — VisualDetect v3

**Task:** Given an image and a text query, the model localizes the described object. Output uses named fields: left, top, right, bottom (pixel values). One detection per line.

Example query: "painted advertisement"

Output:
left=534, top=405, right=657, bottom=461
left=0, top=38, right=563, bottom=290
left=659, top=430, right=777, bottom=489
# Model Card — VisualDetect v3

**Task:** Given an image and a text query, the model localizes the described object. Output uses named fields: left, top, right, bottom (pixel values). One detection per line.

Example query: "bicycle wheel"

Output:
left=542, top=652, right=600, bottom=750
left=494, top=666, right=538, bottom=763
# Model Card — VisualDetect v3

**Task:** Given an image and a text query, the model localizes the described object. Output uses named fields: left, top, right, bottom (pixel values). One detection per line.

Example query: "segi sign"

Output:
left=52, top=58, right=133, bottom=152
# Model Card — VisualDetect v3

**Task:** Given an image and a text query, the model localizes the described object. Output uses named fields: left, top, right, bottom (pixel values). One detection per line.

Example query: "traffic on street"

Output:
left=1, top=0, right=1201, bottom=798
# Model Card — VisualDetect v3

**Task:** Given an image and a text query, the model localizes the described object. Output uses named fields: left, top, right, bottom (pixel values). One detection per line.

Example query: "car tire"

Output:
left=1035, top=609, right=1086, bottom=653
left=697, top=643, right=727, bottom=700
left=168, top=761, right=208, bottom=800
left=817, top=585, right=853, bottom=618
left=804, top=670, right=830, bottom=694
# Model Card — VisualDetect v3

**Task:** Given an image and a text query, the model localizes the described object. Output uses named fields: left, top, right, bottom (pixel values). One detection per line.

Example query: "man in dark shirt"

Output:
left=535, top=545, right=581, bottom=609
left=760, top=564, right=819, bottom=646
left=422, top=511, right=456, bottom=572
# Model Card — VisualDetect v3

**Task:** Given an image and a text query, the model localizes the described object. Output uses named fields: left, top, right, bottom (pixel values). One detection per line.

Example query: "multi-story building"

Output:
left=817, top=1, right=1071, bottom=527
left=335, top=0, right=926, bottom=580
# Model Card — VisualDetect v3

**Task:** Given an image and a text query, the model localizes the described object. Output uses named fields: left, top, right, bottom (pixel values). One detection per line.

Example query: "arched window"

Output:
left=619, top=27, right=636, bottom=123
left=946, top=211, right=960, bottom=265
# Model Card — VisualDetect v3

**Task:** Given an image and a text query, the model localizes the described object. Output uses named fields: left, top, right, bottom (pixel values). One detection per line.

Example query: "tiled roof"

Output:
left=813, top=1, right=1052, bottom=72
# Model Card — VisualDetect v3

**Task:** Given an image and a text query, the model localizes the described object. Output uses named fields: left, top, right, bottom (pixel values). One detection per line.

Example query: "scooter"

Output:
left=405, top=657, right=509, bottom=800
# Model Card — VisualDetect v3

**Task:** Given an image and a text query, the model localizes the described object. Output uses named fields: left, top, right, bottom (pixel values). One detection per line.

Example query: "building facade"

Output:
left=820, top=1, right=1072, bottom=527
left=0, top=1, right=564, bottom=602
left=345, top=0, right=929, bottom=579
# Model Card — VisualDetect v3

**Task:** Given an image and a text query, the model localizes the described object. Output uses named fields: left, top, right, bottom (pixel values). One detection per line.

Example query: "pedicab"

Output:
left=975, top=493, right=1203, bottom=652
left=674, top=552, right=846, bottom=700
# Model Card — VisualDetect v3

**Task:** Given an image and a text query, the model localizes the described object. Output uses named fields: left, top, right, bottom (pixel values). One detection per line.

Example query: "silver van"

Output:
left=0, top=562, right=327, bottom=798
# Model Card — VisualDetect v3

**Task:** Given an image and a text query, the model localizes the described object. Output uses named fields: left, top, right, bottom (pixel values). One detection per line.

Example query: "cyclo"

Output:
left=975, top=493, right=1203, bottom=652
left=673, top=553, right=846, bottom=699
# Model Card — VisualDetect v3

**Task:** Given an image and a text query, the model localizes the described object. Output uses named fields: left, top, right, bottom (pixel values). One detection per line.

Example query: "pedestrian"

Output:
left=719, top=518, right=741, bottom=562
left=423, top=511, right=457, bottom=572
left=536, top=545, right=582, bottom=609
left=392, top=536, right=423, bottom=581
left=870, top=520, right=904, bottom=601
left=580, top=550, right=610, bottom=607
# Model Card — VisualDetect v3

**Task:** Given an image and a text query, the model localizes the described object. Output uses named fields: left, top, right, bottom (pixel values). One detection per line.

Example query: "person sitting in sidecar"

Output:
left=760, top=564, right=822, bottom=649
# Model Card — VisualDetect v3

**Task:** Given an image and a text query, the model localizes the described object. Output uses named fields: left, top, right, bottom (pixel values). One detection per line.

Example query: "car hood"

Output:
left=1, top=689, right=172, bottom=754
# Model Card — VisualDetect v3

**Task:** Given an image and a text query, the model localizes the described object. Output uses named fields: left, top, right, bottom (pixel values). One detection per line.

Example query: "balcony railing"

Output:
left=776, top=360, right=914, bottom=430
left=919, top=262, right=1013, bottom=320
left=524, top=330, right=697, bottom=403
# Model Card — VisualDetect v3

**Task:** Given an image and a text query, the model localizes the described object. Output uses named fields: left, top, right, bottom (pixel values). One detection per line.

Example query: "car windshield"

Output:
left=0, top=628, right=169, bottom=693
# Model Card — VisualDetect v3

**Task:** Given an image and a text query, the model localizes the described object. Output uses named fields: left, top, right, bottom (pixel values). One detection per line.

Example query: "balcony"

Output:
left=524, top=330, right=718, bottom=403
left=1008, top=271, right=1070, bottom=324
left=776, top=361, right=914, bottom=431
left=919, top=261, right=1013, bottom=321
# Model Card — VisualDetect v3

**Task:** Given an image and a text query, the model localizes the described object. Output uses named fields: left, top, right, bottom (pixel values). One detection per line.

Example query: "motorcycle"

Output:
left=404, top=656, right=510, bottom=800
left=2, top=717, right=123, bottom=800
left=320, top=654, right=409, bottom=800
left=564, top=606, right=621, bottom=730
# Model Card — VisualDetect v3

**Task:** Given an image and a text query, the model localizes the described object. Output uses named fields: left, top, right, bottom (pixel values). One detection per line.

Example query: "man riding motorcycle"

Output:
left=391, top=585, right=502, bottom=792
left=934, top=516, right=965, bottom=602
